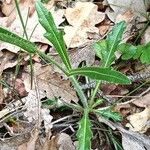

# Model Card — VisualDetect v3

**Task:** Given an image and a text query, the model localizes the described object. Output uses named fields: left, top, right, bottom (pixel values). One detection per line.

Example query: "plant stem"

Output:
left=134, top=19, right=150, bottom=44
left=14, top=0, right=28, bottom=40
left=70, top=76, right=88, bottom=108
left=59, top=98, right=83, bottom=111
left=38, top=50, right=88, bottom=108
left=89, top=81, right=101, bottom=107
left=15, top=0, right=88, bottom=110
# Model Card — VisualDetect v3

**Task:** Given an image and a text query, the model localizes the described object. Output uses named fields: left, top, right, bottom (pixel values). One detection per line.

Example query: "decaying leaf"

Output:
left=122, top=132, right=149, bottom=150
left=70, top=44, right=95, bottom=68
left=23, top=63, right=78, bottom=103
left=64, top=2, right=105, bottom=48
left=51, top=44, right=95, bottom=73
left=0, top=0, right=64, bottom=53
left=98, top=116, right=150, bottom=150
left=0, top=50, right=18, bottom=70
left=58, top=133, right=76, bottom=150
left=106, top=0, right=149, bottom=22
left=142, top=26, right=150, bottom=44
left=18, top=129, right=39, bottom=150
left=126, top=107, right=150, bottom=133
left=23, top=90, right=46, bottom=122
left=41, top=108, right=53, bottom=133
left=43, top=133, right=75, bottom=150
left=132, top=92, right=150, bottom=107
left=23, top=89, right=53, bottom=132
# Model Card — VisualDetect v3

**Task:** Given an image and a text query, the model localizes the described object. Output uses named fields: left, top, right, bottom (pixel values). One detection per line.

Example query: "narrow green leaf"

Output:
left=95, top=108, right=123, bottom=122
left=69, top=67, right=131, bottom=84
left=106, top=21, right=126, bottom=66
left=35, top=1, right=72, bottom=70
left=77, top=109, right=93, bottom=150
left=94, top=21, right=126, bottom=67
left=0, top=27, right=37, bottom=53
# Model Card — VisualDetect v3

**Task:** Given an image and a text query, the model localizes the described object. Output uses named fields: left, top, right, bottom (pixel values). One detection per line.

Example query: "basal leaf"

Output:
left=94, top=21, right=126, bottom=67
left=69, top=67, right=131, bottom=84
left=35, top=1, right=72, bottom=70
left=77, top=109, right=93, bottom=150
left=0, top=27, right=37, bottom=53
left=95, top=108, right=123, bottom=122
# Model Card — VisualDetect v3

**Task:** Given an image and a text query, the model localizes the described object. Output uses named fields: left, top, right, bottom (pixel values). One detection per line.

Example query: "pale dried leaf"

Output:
left=23, top=63, right=78, bottom=103
left=64, top=2, right=105, bottom=48
left=0, top=50, right=18, bottom=70
left=18, top=129, right=39, bottom=150
left=70, top=45, right=95, bottom=68
left=0, top=1, right=64, bottom=53
left=98, top=116, right=150, bottom=150
left=43, top=135, right=58, bottom=150
left=41, top=108, right=53, bottom=133
left=106, top=0, right=149, bottom=22
left=24, top=90, right=46, bottom=122
left=122, top=133, right=147, bottom=150
left=126, top=107, right=150, bottom=133
left=58, top=133, right=75, bottom=150
left=142, top=26, right=150, bottom=43
left=132, top=93, right=150, bottom=107
left=42, top=133, right=75, bottom=150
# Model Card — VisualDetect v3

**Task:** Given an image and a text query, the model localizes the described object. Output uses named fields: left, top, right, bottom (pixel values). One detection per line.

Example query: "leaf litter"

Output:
left=0, top=0, right=150, bottom=149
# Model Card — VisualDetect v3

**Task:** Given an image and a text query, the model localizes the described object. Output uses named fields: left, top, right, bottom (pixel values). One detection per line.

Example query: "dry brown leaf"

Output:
left=0, top=50, right=18, bottom=70
left=98, top=116, right=150, bottom=150
left=70, top=45, right=95, bottom=68
left=0, top=0, right=64, bottom=53
left=64, top=2, right=105, bottom=48
left=14, top=78, right=28, bottom=97
left=43, top=135, right=58, bottom=150
left=98, top=19, right=111, bottom=36
left=142, top=26, right=150, bottom=44
left=18, top=129, right=39, bottom=150
left=42, top=133, right=75, bottom=150
left=132, top=93, right=150, bottom=107
left=58, top=133, right=75, bottom=150
left=106, top=0, right=149, bottom=22
left=23, top=90, right=46, bottom=122
left=23, top=63, right=78, bottom=103
left=122, top=132, right=149, bottom=150
left=126, top=107, right=150, bottom=133
left=115, top=103, right=131, bottom=116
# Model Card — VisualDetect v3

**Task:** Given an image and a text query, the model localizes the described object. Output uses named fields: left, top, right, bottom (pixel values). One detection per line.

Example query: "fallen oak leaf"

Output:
left=64, top=2, right=105, bottom=48
left=132, top=92, right=150, bottom=108
left=126, top=107, right=150, bottom=133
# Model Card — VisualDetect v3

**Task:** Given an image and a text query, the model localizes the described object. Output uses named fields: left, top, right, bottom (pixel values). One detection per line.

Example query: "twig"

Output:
left=52, top=114, right=78, bottom=125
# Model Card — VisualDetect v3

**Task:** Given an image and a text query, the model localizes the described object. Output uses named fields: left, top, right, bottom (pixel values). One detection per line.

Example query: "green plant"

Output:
left=118, top=42, right=150, bottom=64
left=0, top=1, right=131, bottom=149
